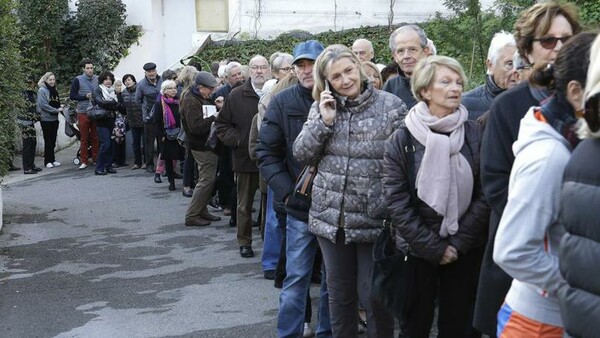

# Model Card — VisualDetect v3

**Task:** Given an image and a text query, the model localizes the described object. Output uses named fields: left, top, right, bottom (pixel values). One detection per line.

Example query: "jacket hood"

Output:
left=513, top=107, right=571, bottom=157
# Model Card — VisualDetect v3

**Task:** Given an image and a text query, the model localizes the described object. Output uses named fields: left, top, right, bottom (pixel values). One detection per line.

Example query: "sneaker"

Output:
left=46, top=163, right=54, bottom=168
left=302, top=323, right=314, bottom=337
left=52, top=161, right=61, bottom=167
left=78, top=163, right=88, bottom=170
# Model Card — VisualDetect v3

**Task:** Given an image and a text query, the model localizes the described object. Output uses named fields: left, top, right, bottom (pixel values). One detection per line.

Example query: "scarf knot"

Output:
left=404, top=102, right=473, bottom=237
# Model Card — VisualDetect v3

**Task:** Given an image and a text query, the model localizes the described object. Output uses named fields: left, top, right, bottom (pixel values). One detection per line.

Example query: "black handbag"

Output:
left=86, top=104, right=108, bottom=120
left=370, top=126, right=416, bottom=318
left=285, top=165, right=317, bottom=213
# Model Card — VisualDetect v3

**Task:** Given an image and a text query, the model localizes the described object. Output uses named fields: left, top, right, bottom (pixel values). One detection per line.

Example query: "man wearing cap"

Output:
left=180, top=71, right=222, bottom=226
left=257, top=40, right=332, bottom=338
left=383, top=24, right=430, bottom=109
left=69, top=59, right=99, bottom=169
left=215, top=55, right=271, bottom=258
left=135, top=62, right=163, bottom=173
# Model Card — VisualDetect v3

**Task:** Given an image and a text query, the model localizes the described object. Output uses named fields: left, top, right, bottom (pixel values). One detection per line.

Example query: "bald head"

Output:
left=352, top=39, right=375, bottom=62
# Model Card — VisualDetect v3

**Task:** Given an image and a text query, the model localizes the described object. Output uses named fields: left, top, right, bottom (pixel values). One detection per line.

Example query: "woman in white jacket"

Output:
left=493, top=32, right=597, bottom=337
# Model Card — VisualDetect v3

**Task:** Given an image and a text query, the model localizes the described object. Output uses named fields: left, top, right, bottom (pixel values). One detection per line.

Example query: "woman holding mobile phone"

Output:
left=293, top=44, right=407, bottom=338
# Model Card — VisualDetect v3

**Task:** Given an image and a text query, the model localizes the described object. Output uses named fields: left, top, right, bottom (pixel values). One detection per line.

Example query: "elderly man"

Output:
left=181, top=71, right=222, bottom=227
left=352, top=38, right=375, bottom=63
left=136, top=62, right=163, bottom=173
left=257, top=40, right=331, bottom=338
left=382, top=24, right=430, bottom=109
left=216, top=55, right=271, bottom=258
left=212, top=61, right=244, bottom=106
left=462, top=31, right=518, bottom=120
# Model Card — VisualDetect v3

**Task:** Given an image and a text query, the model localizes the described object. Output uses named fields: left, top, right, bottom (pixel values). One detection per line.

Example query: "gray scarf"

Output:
left=405, top=101, right=473, bottom=237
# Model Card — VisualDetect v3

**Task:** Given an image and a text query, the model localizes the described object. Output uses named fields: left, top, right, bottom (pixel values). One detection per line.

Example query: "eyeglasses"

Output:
left=165, top=87, right=177, bottom=90
left=250, top=65, right=269, bottom=71
left=532, top=36, right=571, bottom=50
left=584, top=92, right=600, bottom=132
left=279, top=67, right=293, bottom=72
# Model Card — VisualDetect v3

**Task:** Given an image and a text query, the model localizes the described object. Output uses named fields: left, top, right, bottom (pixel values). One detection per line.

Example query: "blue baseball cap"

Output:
left=292, top=40, right=325, bottom=65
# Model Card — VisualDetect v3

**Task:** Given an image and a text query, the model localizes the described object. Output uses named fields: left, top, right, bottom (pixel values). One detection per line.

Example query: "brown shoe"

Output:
left=201, top=213, right=221, bottom=222
left=185, top=218, right=210, bottom=226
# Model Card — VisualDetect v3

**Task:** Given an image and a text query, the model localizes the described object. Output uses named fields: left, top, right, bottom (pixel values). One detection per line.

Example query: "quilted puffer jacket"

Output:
left=383, top=120, right=490, bottom=264
left=293, top=83, right=407, bottom=244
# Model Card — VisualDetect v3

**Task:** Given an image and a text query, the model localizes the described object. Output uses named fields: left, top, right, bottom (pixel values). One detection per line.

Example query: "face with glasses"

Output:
left=392, top=30, right=430, bottom=77
left=249, top=57, right=271, bottom=88
left=527, top=14, right=573, bottom=66
left=487, top=45, right=518, bottom=90
left=275, top=62, right=293, bottom=80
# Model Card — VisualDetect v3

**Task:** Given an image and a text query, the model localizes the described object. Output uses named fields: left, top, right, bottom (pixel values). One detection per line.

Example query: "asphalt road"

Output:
left=0, top=145, right=290, bottom=338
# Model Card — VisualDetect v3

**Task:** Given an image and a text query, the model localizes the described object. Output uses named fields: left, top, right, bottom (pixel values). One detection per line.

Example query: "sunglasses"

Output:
left=532, top=36, right=571, bottom=50
left=584, top=92, right=600, bottom=133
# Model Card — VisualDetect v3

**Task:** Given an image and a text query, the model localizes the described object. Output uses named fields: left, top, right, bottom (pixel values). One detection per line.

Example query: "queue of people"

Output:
left=12, top=1, right=600, bottom=337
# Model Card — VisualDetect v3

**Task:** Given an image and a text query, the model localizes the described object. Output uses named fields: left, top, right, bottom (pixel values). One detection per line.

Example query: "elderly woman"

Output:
left=383, top=55, right=489, bottom=338
left=362, top=61, right=383, bottom=90
left=475, top=3, right=581, bottom=335
left=153, top=79, right=184, bottom=191
left=293, top=44, right=407, bottom=338
left=93, top=71, right=121, bottom=175
left=494, top=32, right=596, bottom=337
left=37, top=72, right=63, bottom=168
left=557, top=34, right=600, bottom=338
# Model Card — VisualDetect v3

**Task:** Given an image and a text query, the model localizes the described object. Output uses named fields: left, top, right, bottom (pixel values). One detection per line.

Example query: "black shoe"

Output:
left=201, top=213, right=221, bottom=221
left=169, top=182, right=176, bottom=191
left=240, top=246, right=254, bottom=258
left=263, top=270, right=275, bottom=280
left=229, top=219, right=236, bottom=227
left=33, top=166, right=43, bottom=172
left=154, top=173, right=162, bottom=183
left=106, top=167, right=117, bottom=174
left=173, top=172, right=183, bottom=179
left=182, top=188, right=193, bottom=198
left=253, top=220, right=260, bottom=228
left=24, top=169, right=38, bottom=174
left=95, top=170, right=107, bottom=175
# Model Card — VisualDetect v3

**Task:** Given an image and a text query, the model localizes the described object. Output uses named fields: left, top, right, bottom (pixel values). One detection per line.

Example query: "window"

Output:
left=195, top=0, right=228, bottom=32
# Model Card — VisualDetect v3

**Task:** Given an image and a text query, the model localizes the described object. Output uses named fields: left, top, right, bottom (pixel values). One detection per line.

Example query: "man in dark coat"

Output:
left=462, top=31, right=518, bottom=121
left=215, top=55, right=271, bottom=258
left=256, top=40, right=331, bottom=337
left=382, top=24, right=430, bottom=109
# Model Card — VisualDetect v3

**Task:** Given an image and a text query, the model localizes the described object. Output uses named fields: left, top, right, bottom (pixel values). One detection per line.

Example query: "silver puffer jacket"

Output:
left=293, top=83, right=407, bottom=244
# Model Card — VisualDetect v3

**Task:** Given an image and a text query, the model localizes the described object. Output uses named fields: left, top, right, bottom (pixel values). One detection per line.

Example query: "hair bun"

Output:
left=529, top=62, right=555, bottom=89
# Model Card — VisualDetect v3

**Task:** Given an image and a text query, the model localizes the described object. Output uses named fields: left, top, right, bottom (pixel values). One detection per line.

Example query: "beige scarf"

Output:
left=404, top=101, right=473, bottom=237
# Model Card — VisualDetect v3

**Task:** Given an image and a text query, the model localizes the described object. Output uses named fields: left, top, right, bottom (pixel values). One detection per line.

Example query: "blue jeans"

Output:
left=96, top=126, right=114, bottom=172
left=261, top=188, right=284, bottom=272
left=278, top=214, right=332, bottom=338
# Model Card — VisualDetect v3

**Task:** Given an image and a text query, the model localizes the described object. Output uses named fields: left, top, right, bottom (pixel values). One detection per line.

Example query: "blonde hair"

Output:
left=362, top=61, right=383, bottom=90
left=38, top=72, right=55, bottom=88
left=411, top=56, right=467, bottom=103
left=178, top=65, right=199, bottom=94
left=312, top=44, right=368, bottom=101
left=578, top=35, right=600, bottom=139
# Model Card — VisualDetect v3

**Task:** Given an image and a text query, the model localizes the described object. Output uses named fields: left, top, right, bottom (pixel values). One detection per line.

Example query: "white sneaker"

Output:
left=52, top=161, right=61, bottom=167
left=46, top=163, right=54, bottom=168
left=302, top=323, right=314, bottom=338
left=78, top=163, right=88, bottom=170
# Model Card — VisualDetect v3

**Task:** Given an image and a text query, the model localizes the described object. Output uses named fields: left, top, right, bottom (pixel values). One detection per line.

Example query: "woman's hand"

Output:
left=319, top=89, right=336, bottom=126
left=440, top=245, right=458, bottom=265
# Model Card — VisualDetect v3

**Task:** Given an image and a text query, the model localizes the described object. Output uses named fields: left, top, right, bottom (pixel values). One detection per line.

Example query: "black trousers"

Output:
left=144, top=122, right=162, bottom=166
left=20, top=123, right=37, bottom=170
left=41, top=120, right=58, bottom=165
left=403, top=246, right=484, bottom=338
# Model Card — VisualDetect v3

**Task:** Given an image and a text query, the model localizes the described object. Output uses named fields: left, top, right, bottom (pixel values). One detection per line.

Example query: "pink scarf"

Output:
left=404, top=102, right=473, bottom=237
left=161, top=95, right=178, bottom=129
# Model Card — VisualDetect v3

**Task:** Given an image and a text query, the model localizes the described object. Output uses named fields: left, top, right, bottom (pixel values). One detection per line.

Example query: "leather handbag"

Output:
left=285, top=165, right=317, bottom=213
left=86, top=104, right=108, bottom=120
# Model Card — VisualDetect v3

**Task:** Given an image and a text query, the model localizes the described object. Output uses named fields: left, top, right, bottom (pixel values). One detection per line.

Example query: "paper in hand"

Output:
left=203, top=105, right=217, bottom=118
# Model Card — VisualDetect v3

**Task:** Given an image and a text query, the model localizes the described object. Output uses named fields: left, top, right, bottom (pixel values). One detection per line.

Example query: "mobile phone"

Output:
left=324, top=81, right=336, bottom=110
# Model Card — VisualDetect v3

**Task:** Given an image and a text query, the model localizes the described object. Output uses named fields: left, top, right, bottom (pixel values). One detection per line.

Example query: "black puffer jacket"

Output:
left=461, top=75, right=506, bottom=121
left=383, top=120, right=490, bottom=264
left=558, top=138, right=600, bottom=338
left=256, top=83, right=313, bottom=220
left=382, top=72, right=417, bottom=109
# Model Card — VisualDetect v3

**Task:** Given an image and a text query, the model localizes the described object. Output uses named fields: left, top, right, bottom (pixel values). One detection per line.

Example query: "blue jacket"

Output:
left=462, top=75, right=505, bottom=121
left=382, top=73, right=417, bottom=109
left=135, top=76, right=162, bottom=123
left=256, top=83, right=313, bottom=219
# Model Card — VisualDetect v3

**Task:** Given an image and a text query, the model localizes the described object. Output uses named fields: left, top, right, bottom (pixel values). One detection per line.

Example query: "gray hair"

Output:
left=272, top=53, right=293, bottom=71
left=487, top=31, right=517, bottom=67
left=389, top=24, right=428, bottom=52
left=225, top=62, right=242, bottom=77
